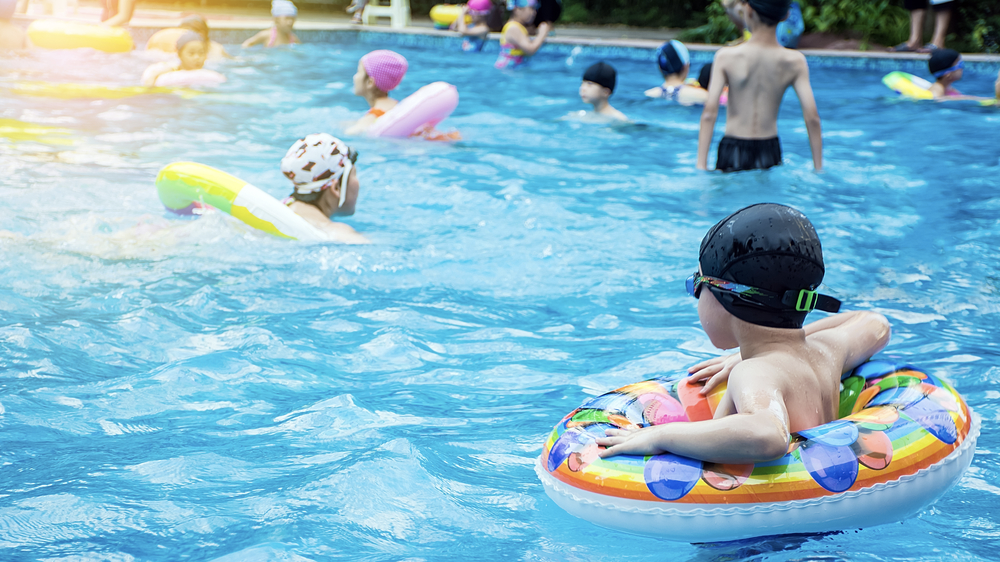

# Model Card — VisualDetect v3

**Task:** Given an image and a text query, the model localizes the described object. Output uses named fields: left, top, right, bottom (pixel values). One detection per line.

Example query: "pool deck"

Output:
left=12, top=1, right=1000, bottom=62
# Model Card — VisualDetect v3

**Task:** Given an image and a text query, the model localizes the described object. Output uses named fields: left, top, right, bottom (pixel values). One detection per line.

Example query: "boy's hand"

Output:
left=596, top=426, right=668, bottom=458
left=687, top=352, right=741, bottom=395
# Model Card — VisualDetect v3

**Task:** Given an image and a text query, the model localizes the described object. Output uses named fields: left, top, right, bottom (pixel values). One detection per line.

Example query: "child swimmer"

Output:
left=495, top=0, right=550, bottom=69
left=579, top=62, right=628, bottom=122
left=281, top=133, right=369, bottom=244
left=345, top=50, right=408, bottom=135
left=598, top=203, right=891, bottom=464
left=927, top=49, right=999, bottom=103
left=644, top=40, right=705, bottom=105
left=455, top=0, right=491, bottom=52
left=242, top=0, right=300, bottom=48
left=141, top=32, right=225, bottom=87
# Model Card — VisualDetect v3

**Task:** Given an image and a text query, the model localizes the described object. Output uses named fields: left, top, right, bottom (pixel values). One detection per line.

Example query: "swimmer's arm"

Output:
left=597, top=372, right=790, bottom=463
left=141, top=61, right=176, bottom=87
left=791, top=55, right=822, bottom=171
left=321, top=222, right=370, bottom=244
left=677, top=86, right=709, bottom=106
left=345, top=112, right=378, bottom=135
left=696, top=55, right=727, bottom=170
left=508, top=22, right=550, bottom=56
left=103, top=0, right=136, bottom=27
left=241, top=30, right=268, bottom=48
left=461, top=23, right=490, bottom=36
left=804, top=311, right=891, bottom=374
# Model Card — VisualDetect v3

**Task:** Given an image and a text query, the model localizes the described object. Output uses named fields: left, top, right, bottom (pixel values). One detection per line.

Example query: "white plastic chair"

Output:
left=362, top=0, right=411, bottom=29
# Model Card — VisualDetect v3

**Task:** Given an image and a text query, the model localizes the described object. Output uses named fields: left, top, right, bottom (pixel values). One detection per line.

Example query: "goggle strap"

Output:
left=780, top=289, right=842, bottom=313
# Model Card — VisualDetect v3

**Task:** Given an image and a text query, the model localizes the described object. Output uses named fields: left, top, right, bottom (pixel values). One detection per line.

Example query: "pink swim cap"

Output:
left=467, top=0, right=491, bottom=13
left=360, top=50, right=408, bottom=93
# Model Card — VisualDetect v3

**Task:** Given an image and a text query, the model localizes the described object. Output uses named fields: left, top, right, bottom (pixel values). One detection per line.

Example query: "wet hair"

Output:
left=929, top=48, right=960, bottom=76
left=699, top=203, right=826, bottom=329
left=179, top=15, right=210, bottom=41
left=746, top=0, right=790, bottom=27
left=583, top=62, right=616, bottom=93
left=698, top=63, right=713, bottom=90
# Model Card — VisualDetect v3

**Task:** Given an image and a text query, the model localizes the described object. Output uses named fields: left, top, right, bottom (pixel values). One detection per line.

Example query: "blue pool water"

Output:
left=1, top=37, right=999, bottom=560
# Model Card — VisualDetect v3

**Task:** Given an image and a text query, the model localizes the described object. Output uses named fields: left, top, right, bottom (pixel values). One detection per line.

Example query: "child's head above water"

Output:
left=657, top=40, right=690, bottom=80
left=176, top=32, right=207, bottom=70
left=694, top=203, right=840, bottom=334
left=467, top=0, right=491, bottom=16
left=580, top=61, right=616, bottom=104
left=506, top=0, right=538, bottom=23
left=355, top=50, right=408, bottom=97
left=271, top=0, right=297, bottom=33
left=929, top=49, right=963, bottom=83
left=281, top=133, right=360, bottom=215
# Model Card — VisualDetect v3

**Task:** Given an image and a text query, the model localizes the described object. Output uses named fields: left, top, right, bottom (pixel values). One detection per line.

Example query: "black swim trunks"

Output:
left=715, top=136, right=782, bottom=173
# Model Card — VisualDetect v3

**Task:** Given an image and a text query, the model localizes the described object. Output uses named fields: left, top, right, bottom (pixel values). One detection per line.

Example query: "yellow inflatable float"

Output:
left=429, top=4, right=471, bottom=28
left=882, top=71, right=933, bottom=100
left=27, top=19, right=134, bottom=53
left=8, top=81, right=200, bottom=100
left=0, top=118, right=73, bottom=146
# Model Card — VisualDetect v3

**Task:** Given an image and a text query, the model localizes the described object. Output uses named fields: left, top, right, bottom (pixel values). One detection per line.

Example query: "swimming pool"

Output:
left=1, top=35, right=999, bottom=561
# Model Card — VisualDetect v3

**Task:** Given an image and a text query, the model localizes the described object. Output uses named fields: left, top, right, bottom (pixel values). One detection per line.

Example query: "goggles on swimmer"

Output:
left=335, top=147, right=359, bottom=208
left=933, top=59, right=964, bottom=78
left=686, top=272, right=842, bottom=313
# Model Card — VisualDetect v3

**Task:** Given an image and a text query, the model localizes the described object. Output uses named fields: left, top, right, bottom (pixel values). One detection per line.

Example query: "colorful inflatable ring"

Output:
left=537, top=360, right=978, bottom=542
left=429, top=4, right=471, bottom=29
left=369, top=81, right=459, bottom=139
left=154, top=69, right=227, bottom=88
left=156, top=162, right=326, bottom=241
left=882, top=71, right=934, bottom=100
left=27, top=19, right=134, bottom=53
left=9, top=81, right=201, bottom=100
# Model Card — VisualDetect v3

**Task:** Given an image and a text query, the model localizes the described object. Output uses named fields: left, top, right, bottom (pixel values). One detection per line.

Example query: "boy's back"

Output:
left=716, top=42, right=806, bottom=139
left=697, top=0, right=822, bottom=172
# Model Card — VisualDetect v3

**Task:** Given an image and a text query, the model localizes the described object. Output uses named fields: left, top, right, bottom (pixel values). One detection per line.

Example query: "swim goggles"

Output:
left=686, top=272, right=842, bottom=313
left=933, top=59, right=964, bottom=78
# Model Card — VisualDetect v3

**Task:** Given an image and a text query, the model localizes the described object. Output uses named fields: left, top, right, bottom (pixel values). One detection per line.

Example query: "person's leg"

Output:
left=929, top=1, right=953, bottom=49
left=907, top=8, right=926, bottom=49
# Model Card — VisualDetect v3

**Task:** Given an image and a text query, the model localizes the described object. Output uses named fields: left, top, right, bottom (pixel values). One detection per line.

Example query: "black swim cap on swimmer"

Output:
left=698, top=63, right=713, bottom=90
left=699, top=203, right=839, bottom=329
left=583, top=62, right=617, bottom=92
left=176, top=31, right=204, bottom=51
left=746, top=0, right=790, bottom=23
left=929, top=48, right=961, bottom=76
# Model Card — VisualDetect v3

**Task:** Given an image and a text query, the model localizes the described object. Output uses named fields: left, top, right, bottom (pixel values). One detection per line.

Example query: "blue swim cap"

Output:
left=506, top=0, right=538, bottom=9
left=657, top=40, right=690, bottom=76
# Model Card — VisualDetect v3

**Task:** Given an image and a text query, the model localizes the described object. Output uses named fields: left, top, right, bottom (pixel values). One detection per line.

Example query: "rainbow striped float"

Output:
left=537, top=360, right=978, bottom=542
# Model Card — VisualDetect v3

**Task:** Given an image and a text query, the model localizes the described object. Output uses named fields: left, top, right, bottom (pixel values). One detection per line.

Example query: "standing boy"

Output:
left=697, top=0, right=822, bottom=173
left=579, top=62, right=628, bottom=122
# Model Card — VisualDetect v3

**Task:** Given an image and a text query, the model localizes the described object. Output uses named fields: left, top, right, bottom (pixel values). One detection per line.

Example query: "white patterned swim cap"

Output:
left=281, top=134, right=355, bottom=201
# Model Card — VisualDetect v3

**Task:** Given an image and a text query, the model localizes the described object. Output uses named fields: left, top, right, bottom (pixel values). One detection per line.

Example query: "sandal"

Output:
left=888, top=42, right=917, bottom=52
left=920, top=43, right=939, bottom=52
left=351, top=12, right=363, bottom=24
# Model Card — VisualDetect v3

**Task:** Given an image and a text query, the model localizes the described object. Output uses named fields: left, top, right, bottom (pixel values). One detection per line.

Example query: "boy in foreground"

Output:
left=579, top=62, right=628, bottom=122
left=697, top=0, right=822, bottom=172
left=598, top=203, right=890, bottom=463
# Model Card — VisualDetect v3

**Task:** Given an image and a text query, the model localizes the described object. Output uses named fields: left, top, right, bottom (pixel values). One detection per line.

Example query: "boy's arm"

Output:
left=241, top=30, right=267, bottom=48
left=791, top=55, right=822, bottom=171
left=141, top=61, right=175, bottom=87
left=508, top=22, right=550, bottom=56
left=597, top=372, right=790, bottom=463
left=103, top=0, right=136, bottom=27
left=697, top=54, right=726, bottom=170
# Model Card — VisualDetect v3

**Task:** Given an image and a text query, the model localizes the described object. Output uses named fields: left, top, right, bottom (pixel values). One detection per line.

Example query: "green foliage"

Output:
left=801, top=0, right=909, bottom=49
left=679, top=2, right=739, bottom=44
left=950, top=1, right=1000, bottom=53
left=558, top=0, right=712, bottom=29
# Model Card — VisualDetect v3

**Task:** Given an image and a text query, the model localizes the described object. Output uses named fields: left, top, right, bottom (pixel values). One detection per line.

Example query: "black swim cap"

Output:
left=929, top=48, right=960, bottom=76
left=698, top=63, right=713, bottom=90
left=699, top=203, right=828, bottom=329
left=747, top=0, right=790, bottom=24
left=583, top=62, right=616, bottom=93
